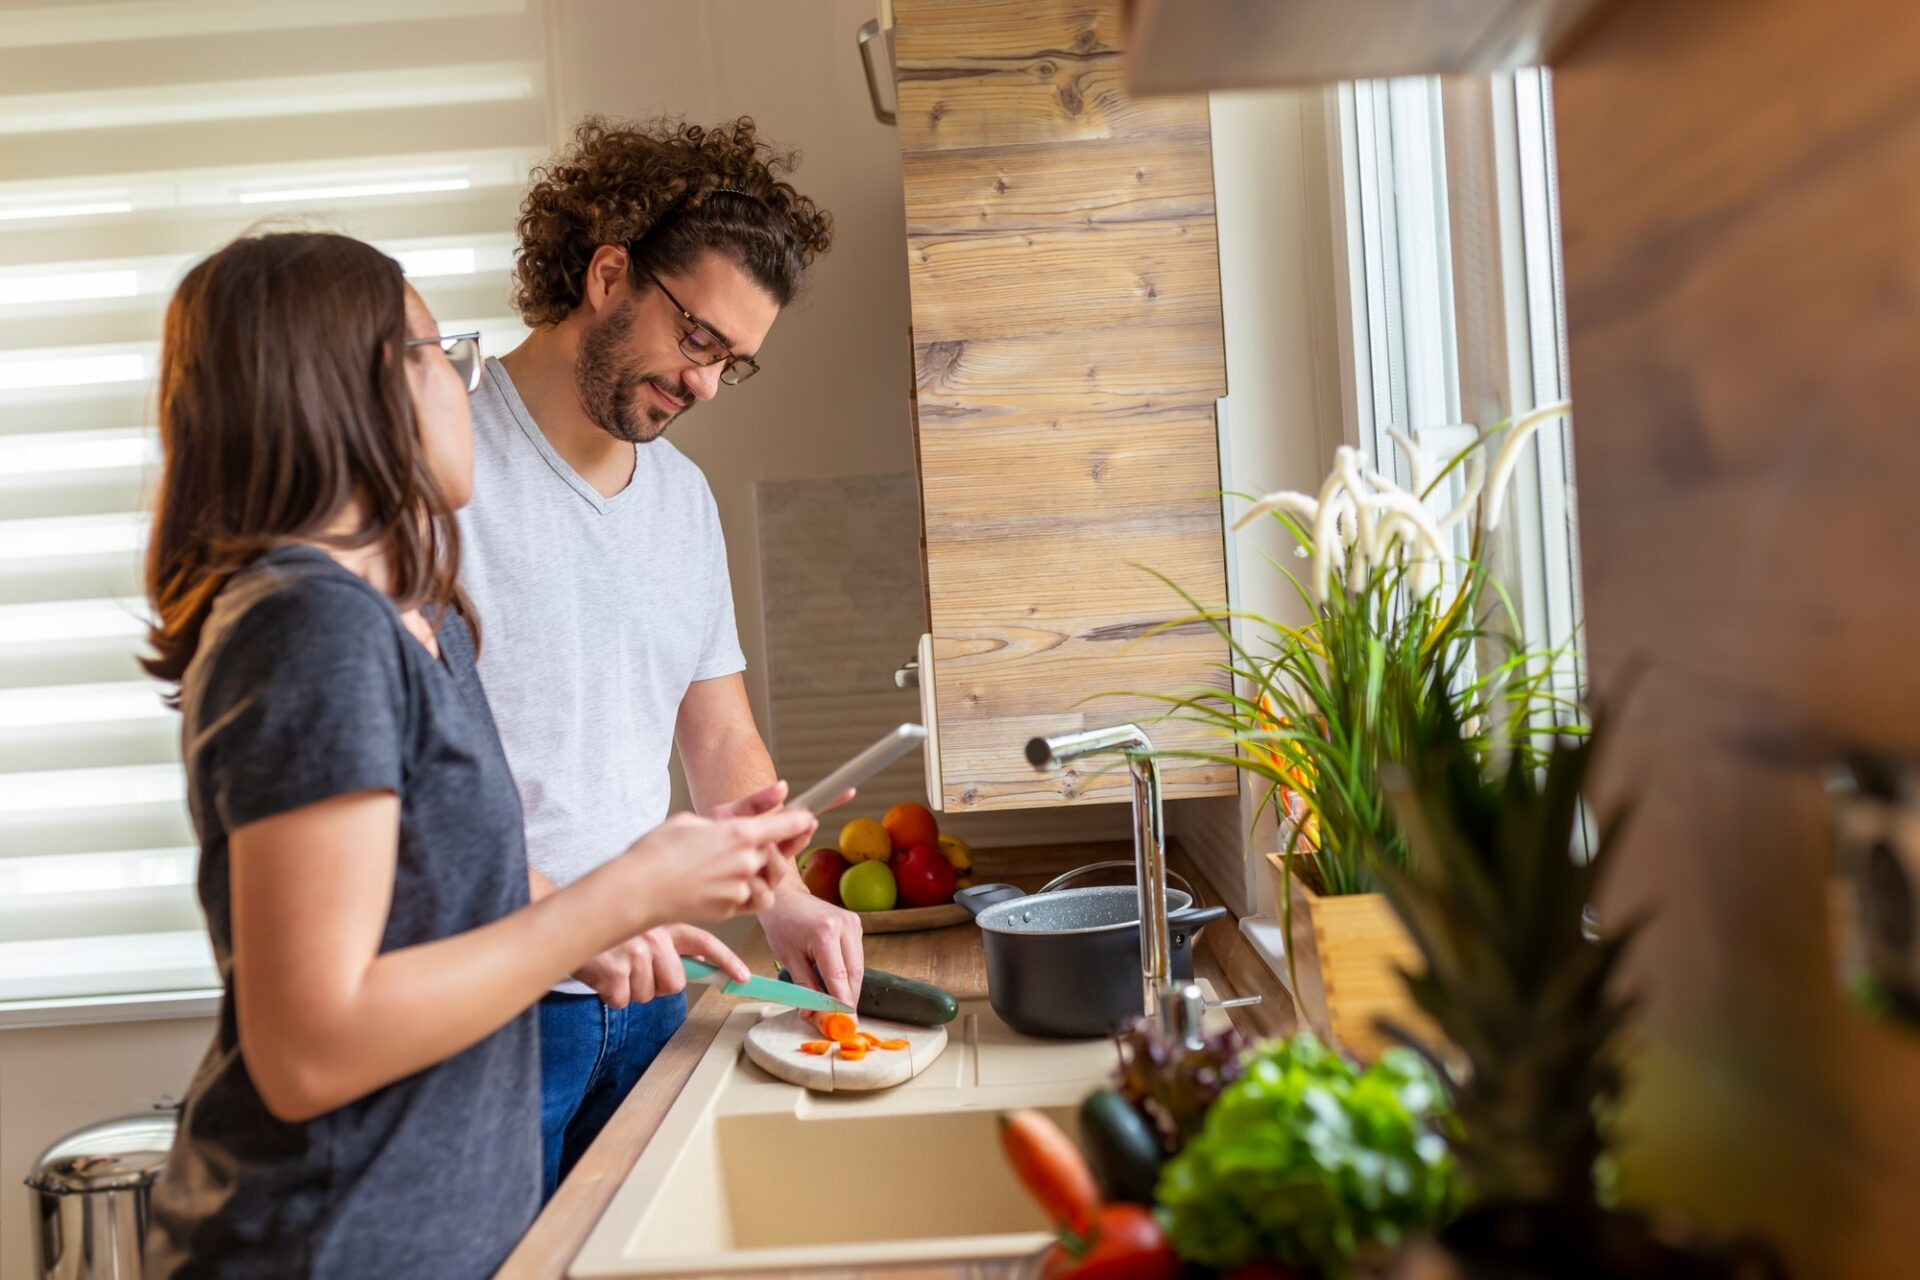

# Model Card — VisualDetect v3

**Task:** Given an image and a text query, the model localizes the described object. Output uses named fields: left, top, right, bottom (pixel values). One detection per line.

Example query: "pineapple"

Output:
left=1376, top=692, right=1787, bottom=1278
left=1373, top=692, right=1633, bottom=1209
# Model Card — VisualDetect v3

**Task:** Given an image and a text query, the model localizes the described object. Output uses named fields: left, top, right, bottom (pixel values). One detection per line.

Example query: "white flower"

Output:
left=1229, top=401, right=1570, bottom=607
left=1484, top=401, right=1572, bottom=531
left=1385, top=426, right=1433, bottom=499
left=1231, top=489, right=1319, bottom=532
left=1438, top=447, right=1487, bottom=533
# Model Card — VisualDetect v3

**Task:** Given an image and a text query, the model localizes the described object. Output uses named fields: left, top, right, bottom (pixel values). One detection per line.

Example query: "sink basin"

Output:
left=569, top=995, right=1223, bottom=1276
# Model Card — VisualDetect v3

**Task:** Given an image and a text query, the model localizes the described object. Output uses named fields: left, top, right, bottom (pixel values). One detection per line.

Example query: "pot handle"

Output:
left=1040, top=860, right=1201, bottom=904
left=1167, top=904, right=1228, bottom=941
left=954, top=883, right=1026, bottom=917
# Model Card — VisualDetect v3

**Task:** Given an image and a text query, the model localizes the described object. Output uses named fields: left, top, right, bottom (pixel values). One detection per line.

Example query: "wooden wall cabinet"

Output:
left=891, top=0, right=1237, bottom=812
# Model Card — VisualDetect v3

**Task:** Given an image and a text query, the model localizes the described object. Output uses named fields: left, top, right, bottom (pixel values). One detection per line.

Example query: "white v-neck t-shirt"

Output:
left=457, top=358, right=745, bottom=979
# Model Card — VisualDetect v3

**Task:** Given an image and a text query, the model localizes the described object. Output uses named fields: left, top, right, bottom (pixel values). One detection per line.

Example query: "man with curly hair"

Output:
left=453, top=116, right=857, bottom=1197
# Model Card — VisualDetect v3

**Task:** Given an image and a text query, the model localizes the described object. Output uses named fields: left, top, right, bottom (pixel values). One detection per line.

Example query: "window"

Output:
left=0, top=0, right=550, bottom=1004
left=1333, top=69, right=1584, bottom=709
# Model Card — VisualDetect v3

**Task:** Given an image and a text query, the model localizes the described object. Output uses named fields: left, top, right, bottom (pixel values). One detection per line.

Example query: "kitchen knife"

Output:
left=680, top=958, right=854, bottom=1015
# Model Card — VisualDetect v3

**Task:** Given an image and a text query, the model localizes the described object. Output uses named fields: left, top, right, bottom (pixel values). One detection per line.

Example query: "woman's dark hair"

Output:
left=144, top=231, right=473, bottom=688
left=511, top=115, right=834, bottom=325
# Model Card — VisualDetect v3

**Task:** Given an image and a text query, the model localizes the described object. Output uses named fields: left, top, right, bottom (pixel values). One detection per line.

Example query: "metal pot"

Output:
left=955, top=863, right=1228, bottom=1038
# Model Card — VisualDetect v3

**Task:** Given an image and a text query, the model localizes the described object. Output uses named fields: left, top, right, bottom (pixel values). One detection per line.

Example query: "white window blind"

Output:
left=0, top=0, right=550, bottom=1002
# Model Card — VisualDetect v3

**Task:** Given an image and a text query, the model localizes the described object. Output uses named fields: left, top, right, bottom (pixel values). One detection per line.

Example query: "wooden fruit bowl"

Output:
left=852, top=901, right=972, bottom=934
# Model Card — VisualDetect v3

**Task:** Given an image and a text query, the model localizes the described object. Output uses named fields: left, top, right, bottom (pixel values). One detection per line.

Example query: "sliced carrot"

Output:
left=819, top=1013, right=858, bottom=1044
left=839, top=1045, right=868, bottom=1061
left=857, top=1032, right=884, bottom=1046
left=877, top=1038, right=910, bottom=1051
left=798, top=1040, right=832, bottom=1055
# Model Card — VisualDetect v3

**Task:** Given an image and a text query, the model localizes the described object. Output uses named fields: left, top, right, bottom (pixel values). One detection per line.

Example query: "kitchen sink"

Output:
left=569, top=994, right=1227, bottom=1276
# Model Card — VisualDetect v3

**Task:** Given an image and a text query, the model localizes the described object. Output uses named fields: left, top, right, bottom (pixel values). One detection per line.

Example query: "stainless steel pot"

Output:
left=955, top=864, right=1228, bottom=1038
left=26, top=1111, right=177, bottom=1280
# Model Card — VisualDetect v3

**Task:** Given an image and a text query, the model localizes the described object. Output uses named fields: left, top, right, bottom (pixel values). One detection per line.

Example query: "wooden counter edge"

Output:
left=493, top=984, right=733, bottom=1280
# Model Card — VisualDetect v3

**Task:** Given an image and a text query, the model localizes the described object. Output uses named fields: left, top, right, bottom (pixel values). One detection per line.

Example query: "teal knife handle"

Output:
left=680, top=958, right=721, bottom=983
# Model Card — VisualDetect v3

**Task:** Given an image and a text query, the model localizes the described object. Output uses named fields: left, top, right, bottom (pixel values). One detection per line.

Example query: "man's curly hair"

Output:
left=512, top=115, right=834, bottom=326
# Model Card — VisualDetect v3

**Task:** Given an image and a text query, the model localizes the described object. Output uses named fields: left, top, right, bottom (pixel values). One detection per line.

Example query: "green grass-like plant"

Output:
left=1123, top=409, right=1578, bottom=907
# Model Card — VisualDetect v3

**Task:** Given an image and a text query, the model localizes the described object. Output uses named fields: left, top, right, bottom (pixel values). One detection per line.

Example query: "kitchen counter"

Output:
left=496, top=842, right=1297, bottom=1280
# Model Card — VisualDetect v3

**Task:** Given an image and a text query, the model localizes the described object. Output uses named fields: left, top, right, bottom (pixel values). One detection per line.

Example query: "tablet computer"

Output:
left=788, top=723, right=929, bottom=814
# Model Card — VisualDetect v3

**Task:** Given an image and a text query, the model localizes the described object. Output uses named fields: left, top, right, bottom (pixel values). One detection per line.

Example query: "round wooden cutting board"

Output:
left=742, top=1009, right=949, bottom=1092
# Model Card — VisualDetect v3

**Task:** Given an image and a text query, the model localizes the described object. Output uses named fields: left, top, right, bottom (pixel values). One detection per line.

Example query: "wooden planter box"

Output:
left=1265, top=853, right=1440, bottom=1063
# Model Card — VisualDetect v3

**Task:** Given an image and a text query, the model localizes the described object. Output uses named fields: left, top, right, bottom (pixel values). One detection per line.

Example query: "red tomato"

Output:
left=1037, top=1204, right=1180, bottom=1280
left=892, top=843, right=958, bottom=908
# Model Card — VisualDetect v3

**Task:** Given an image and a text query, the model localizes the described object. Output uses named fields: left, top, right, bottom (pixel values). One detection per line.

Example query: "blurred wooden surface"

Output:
left=1556, top=0, right=1920, bottom=1275
left=1123, top=0, right=1611, bottom=93
left=497, top=840, right=1295, bottom=1278
left=894, top=0, right=1235, bottom=813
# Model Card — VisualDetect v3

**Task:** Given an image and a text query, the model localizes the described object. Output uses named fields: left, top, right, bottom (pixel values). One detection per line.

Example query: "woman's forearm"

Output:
left=248, top=855, right=654, bottom=1121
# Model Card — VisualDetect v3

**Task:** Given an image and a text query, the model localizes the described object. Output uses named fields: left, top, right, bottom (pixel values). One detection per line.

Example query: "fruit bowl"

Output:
left=799, top=802, right=977, bottom=932
left=853, top=902, right=972, bottom=935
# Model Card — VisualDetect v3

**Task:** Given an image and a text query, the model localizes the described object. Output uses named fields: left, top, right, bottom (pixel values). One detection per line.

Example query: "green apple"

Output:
left=839, top=860, right=899, bottom=912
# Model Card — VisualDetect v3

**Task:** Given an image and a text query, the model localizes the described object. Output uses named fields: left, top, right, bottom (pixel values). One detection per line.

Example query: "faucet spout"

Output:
left=1027, top=723, right=1170, bottom=1021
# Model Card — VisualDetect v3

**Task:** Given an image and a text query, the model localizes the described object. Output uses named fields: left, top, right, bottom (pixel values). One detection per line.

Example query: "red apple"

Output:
left=893, top=843, right=958, bottom=908
left=799, top=847, right=849, bottom=905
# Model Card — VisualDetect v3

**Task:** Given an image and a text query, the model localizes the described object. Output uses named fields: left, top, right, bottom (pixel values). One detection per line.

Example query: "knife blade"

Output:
left=680, top=958, right=854, bottom=1015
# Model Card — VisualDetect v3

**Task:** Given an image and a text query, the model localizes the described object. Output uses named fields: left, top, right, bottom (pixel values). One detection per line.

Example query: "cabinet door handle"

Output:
left=857, top=19, right=897, bottom=126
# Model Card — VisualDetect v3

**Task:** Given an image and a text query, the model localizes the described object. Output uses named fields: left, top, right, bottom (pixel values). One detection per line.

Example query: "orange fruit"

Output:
left=882, top=801, right=940, bottom=852
left=837, top=818, right=893, bottom=864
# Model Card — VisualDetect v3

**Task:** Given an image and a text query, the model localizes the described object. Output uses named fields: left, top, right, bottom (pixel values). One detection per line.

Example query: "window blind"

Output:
left=0, top=0, right=549, bottom=1001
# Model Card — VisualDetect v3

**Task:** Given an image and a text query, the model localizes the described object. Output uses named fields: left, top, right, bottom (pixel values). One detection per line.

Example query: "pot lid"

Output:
left=26, top=1113, right=177, bottom=1193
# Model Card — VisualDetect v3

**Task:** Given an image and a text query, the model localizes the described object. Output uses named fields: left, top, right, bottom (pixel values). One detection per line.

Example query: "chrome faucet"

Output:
left=1025, top=723, right=1171, bottom=1021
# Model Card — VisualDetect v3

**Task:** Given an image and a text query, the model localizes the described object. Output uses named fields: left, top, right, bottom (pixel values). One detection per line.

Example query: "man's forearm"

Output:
left=681, top=726, right=777, bottom=815
left=680, top=729, right=812, bottom=894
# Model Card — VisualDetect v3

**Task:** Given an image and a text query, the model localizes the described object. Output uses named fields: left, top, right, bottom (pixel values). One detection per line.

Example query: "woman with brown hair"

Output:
left=139, top=231, right=813, bottom=1278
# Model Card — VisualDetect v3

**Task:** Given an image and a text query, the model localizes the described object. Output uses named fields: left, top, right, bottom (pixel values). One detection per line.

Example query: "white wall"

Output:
left=1168, top=88, right=1350, bottom=916
left=0, top=1014, right=213, bottom=1280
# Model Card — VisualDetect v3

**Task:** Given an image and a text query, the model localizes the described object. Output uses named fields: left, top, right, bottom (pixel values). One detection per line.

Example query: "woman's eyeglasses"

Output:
left=406, top=332, right=483, bottom=393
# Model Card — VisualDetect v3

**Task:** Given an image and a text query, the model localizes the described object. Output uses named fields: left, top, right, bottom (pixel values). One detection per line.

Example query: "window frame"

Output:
left=1327, top=69, right=1585, bottom=715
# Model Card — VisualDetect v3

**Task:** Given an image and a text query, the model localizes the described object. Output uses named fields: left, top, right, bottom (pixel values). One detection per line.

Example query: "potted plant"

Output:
left=1375, top=691, right=1787, bottom=1279
left=1133, top=404, right=1574, bottom=1059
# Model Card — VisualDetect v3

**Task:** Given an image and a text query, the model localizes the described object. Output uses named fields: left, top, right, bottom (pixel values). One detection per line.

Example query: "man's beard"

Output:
left=574, top=299, right=691, bottom=444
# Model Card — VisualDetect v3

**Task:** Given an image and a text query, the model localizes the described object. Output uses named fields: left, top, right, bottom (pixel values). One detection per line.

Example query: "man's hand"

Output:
left=760, top=885, right=865, bottom=1010
left=714, top=782, right=864, bottom=1008
left=571, top=923, right=751, bottom=1010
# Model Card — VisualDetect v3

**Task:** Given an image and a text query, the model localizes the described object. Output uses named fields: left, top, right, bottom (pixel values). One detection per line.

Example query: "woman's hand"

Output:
left=615, top=806, right=815, bottom=929
left=572, top=923, right=750, bottom=1008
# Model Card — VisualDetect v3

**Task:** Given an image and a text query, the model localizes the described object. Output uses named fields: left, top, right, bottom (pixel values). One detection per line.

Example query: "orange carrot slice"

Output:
left=877, top=1038, right=910, bottom=1050
left=839, top=1045, right=868, bottom=1061
left=857, top=1032, right=884, bottom=1046
left=819, top=1013, right=858, bottom=1044
left=799, top=1041, right=832, bottom=1055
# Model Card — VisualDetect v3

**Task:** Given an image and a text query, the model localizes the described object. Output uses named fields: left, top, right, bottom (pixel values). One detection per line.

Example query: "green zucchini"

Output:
left=775, top=966, right=960, bottom=1027
left=1079, top=1088, right=1165, bottom=1206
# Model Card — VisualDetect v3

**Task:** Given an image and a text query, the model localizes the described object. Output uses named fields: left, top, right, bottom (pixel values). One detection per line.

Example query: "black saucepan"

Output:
left=955, top=869, right=1228, bottom=1038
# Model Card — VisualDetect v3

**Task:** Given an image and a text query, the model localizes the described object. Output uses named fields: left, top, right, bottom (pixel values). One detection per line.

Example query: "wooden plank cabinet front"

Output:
left=892, top=0, right=1236, bottom=812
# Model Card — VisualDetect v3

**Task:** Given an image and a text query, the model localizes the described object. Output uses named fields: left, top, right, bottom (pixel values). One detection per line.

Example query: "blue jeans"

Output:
left=537, top=990, right=687, bottom=1200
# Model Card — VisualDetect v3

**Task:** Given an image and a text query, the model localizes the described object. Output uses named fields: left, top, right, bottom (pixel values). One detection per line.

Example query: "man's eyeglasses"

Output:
left=406, top=332, right=483, bottom=393
left=647, top=277, right=761, bottom=386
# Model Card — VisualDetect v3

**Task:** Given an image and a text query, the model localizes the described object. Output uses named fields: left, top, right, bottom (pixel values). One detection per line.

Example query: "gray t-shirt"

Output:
left=456, top=358, right=745, bottom=925
left=147, top=547, right=539, bottom=1279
